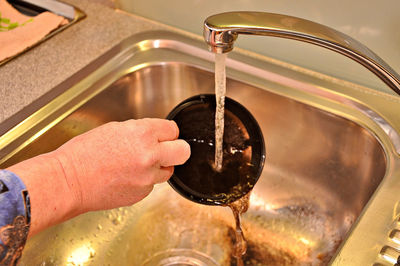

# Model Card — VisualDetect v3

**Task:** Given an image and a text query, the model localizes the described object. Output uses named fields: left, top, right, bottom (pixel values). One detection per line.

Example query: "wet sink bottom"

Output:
left=120, top=186, right=343, bottom=266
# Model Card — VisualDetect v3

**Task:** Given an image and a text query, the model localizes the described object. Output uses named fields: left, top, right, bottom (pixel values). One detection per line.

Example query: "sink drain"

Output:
left=142, top=249, right=218, bottom=266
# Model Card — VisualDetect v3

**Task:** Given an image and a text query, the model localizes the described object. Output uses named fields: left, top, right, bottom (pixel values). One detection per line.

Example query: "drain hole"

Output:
left=158, top=256, right=207, bottom=266
left=142, top=249, right=218, bottom=266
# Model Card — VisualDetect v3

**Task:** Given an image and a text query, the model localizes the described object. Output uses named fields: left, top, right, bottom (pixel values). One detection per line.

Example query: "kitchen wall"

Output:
left=116, top=0, right=400, bottom=96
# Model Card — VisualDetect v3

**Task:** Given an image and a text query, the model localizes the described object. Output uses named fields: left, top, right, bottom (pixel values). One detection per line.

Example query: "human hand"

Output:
left=54, top=118, right=191, bottom=212
left=8, top=118, right=190, bottom=236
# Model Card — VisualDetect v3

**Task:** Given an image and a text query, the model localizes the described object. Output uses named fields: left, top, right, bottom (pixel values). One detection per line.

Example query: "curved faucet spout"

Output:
left=203, top=11, right=400, bottom=95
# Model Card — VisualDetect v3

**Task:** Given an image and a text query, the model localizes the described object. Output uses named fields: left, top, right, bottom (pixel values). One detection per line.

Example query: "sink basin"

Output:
left=0, top=31, right=399, bottom=265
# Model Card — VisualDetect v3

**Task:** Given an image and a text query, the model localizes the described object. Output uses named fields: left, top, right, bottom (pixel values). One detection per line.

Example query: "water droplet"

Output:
left=112, top=215, right=122, bottom=225
left=89, top=250, right=96, bottom=258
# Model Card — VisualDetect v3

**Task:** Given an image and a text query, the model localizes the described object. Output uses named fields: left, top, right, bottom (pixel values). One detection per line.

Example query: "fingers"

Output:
left=144, top=118, right=179, bottom=142
left=153, top=166, right=174, bottom=184
left=157, top=139, right=191, bottom=167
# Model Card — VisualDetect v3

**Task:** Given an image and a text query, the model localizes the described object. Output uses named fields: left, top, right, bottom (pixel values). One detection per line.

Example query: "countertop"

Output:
left=0, top=0, right=197, bottom=125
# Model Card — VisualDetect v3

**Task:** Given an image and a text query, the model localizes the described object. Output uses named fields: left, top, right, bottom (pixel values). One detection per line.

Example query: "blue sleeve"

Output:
left=0, top=170, right=31, bottom=266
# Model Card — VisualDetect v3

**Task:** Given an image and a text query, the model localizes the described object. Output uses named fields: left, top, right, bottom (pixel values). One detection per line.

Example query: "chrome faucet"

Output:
left=203, top=12, right=400, bottom=96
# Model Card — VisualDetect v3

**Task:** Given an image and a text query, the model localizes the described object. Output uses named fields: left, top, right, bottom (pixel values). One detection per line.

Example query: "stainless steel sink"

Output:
left=1, top=31, right=399, bottom=265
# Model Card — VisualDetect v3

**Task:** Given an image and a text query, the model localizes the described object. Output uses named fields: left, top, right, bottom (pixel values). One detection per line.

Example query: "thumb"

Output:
left=157, top=139, right=191, bottom=167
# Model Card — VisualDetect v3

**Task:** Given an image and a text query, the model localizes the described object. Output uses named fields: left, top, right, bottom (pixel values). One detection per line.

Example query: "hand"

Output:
left=55, top=118, right=190, bottom=212
left=8, top=118, right=190, bottom=236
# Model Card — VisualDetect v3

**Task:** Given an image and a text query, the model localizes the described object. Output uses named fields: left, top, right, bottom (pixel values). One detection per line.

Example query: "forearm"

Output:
left=7, top=151, right=78, bottom=237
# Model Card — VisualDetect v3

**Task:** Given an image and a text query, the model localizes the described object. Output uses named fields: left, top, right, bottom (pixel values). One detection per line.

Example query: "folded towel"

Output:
left=0, top=0, right=67, bottom=62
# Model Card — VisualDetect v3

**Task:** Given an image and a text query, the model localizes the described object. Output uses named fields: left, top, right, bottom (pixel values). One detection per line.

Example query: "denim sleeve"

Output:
left=0, top=170, right=31, bottom=266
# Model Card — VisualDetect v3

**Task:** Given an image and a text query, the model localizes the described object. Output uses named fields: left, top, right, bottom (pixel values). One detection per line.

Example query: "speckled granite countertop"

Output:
left=0, top=0, right=196, bottom=124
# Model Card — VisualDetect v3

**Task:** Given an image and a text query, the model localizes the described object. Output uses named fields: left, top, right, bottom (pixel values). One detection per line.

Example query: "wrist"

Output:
left=7, top=151, right=80, bottom=236
left=52, top=149, right=85, bottom=212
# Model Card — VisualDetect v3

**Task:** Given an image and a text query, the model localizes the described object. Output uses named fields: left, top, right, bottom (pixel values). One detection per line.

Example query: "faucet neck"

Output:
left=203, top=12, right=400, bottom=96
